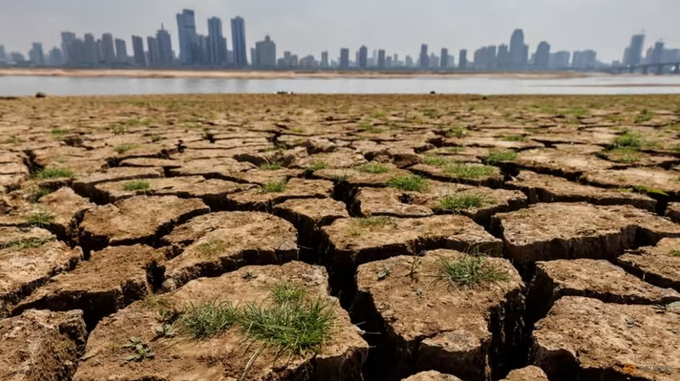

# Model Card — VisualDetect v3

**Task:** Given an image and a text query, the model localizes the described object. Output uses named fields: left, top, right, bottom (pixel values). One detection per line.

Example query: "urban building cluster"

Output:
left=1, top=10, right=678, bottom=73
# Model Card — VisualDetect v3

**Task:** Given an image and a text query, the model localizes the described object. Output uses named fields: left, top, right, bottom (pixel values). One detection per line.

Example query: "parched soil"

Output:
left=3, top=94, right=680, bottom=380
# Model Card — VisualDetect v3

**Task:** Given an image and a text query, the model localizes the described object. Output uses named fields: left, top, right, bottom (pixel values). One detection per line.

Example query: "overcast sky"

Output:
left=1, top=0, right=678, bottom=62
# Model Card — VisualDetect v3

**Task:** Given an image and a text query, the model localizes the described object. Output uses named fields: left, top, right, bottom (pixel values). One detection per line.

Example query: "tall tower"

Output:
left=157, top=25, right=173, bottom=65
left=535, top=41, right=551, bottom=68
left=340, top=48, right=349, bottom=69
left=231, top=16, right=248, bottom=67
left=626, top=34, right=645, bottom=66
left=176, top=9, right=197, bottom=64
left=208, top=17, right=226, bottom=65
left=358, top=45, right=368, bottom=69
left=419, top=44, right=429, bottom=68
left=509, top=29, right=527, bottom=68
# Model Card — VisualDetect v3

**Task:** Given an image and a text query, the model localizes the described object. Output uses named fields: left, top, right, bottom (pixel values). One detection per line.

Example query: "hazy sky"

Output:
left=1, top=0, right=678, bottom=62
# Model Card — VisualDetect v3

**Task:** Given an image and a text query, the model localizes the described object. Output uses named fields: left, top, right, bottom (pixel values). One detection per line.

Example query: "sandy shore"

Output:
left=0, top=67, right=593, bottom=80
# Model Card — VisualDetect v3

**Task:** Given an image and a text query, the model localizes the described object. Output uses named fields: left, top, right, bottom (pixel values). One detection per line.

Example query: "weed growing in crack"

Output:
left=443, top=163, right=496, bottom=179
left=122, top=337, right=155, bottom=362
left=260, top=162, right=284, bottom=171
left=122, top=180, right=150, bottom=191
left=423, top=155, right=449, bottom=167
left=29, top=186, right=52, bottom=202
left=154, top=324, right=175, bottom=338
left=304, top=161, right=327, bottom=174
left=435, top=193, right=491, bottom=212
left=598, top=147, right=641, bottom=163
left=113, top=143, right=139, bottom=154
left=179, top=300, right=239, bottom=339
left=634, top=109, right=653, bottom=124
left=500, top=134, right=526, bottom=142
left=387, top=175, right=428, bottom=192
left=1, top=237, right=52, bottom=250
left=260, top=180, right=287, bottom=193
left=151, top=135, right=163, bottom=143
left=669, top=250, right=680, bottom=257
left=196, top=239, right=229, bottom=256
left=483, top=149, right=517, bottom=164
left=357, top=163, right=389, bottom=174
left=433, top=255, right=509, bottom=289
left=612, top=130, right=643, bottom=150
left=33, top=167, right=75, bottom=180
left=26, top=209, right=55, bottom=227
left=445, top=127, right=469, bottom=138
left=51, top=128, right=70, bottom=135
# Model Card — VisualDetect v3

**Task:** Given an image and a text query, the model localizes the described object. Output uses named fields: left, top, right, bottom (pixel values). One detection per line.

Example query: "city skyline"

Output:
left=1, top=0, right=679, bottom=63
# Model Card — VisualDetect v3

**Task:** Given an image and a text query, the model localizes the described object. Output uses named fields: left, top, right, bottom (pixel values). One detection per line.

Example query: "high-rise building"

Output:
left=509, top=29, right=528, bottom=68
left=321, top=51, right=329, bottom=68
left=548, top=51, right=571, bottom=69
left=534, top=41, right=550, bottom=68
left=254, top=35, right=276, bottom=68
left=377, top=49, right=386, bottom=69
left=419, top=44, right=429, bottom=68
left=208, top=17, right=227, bottom=66
left=440, top=48, right=449, bottom=69
left=29, top=43, right=45, bottom=66
left=0, top=45, right=7, bottom=62
left=60, top=32, right=77, bottom=64
left=386, top=56, right=392, bottom=68
left=358, top=45, right=368, bottom=69
left=459, top=49, right=468, bottom=69
left=571, top=50, right=597, bottom=69
left=624, top=34, right=645, bottom=66
left=147, top=36, right=160, bottom=66
left=496, top=44, right=510, bottom=68
left=131, top=36, right=145, bottom=66
left=114, top=39, right=127, bottom=63
left=47, top=47, right=63, bottom=66
left=231, top=16, right=248, bottom=67
left=339, top=48, right=350, bottom=69
left=652, top=41, right=664, bottom=65
left=405, top=55, right=414, bottom=67
left=102, top=33, right=116, bottom=64
left=84, top=33, right=98, bottom=65
left=157, top=25, right=173, bottom=65
left=176, top=9, right=197, bottom=64
left=661, top=49, right=680, bottom=64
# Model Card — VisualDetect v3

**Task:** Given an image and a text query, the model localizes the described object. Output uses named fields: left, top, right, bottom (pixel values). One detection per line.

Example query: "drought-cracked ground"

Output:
left=1, top=94, right=680, bottom=381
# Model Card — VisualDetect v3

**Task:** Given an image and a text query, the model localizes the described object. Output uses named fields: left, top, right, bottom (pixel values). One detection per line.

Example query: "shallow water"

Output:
left=2, top=74, right=680, bottom=96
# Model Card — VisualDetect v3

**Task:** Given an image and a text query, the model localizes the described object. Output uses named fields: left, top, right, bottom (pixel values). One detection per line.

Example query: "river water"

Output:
left=1, top=74, right=680, bottom=96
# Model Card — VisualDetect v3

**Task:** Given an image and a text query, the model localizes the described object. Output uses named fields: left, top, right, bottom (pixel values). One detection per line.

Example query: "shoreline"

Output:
left=0, top=67, right=596, bottom=80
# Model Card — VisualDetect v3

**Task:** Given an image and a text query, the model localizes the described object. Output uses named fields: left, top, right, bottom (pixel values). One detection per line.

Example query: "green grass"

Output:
left=305, top=161, right=327, bottom=174
left=29, top=187, right=52, bottom=202
left=33, top=167, right=75, bottom=180
left=559, top=107, right=590, bottom=116
left=260, top=180, right=287, bottom=193
left=357, top=163, right=389, bottom=174
left=196, top=239, right=229, bottom=256
left=113, top=143, right=139, bottom=154
left=386, top=175, right=428, bottom=192
left=260, top=162, right=284, bottom=170
left=599, top=148, right=641, bottom=163
left=4, top=135, right=24, bottom=144
left=443, top=164, right=496, bottom=179
left=151, top=135, right=163, bottom=143
left=445, top=127, right=469, bottom=138
left=110, top=126, right=126, bottom=135
left=179, top=300, right=240, bottom=339
left=612, top=130, right=642, bottom=150
left=357, top=121, right=382, bottom=133
left=669, top=250, right=680, bottom=257
left=434, top=255, right=509, bottom=289
left=1, top=237, right=51, bottom=250
left=483, top=149, right=517, bottom=164
left=348, top=216, right=392, bottom=236
left=26, top=209, right=55, bottom=227
left=51, top=128, right=70, bottom=135
left=434, top=194, right=491, bottom=212
left=446, top=146, right=463, bottom=153
left=634, top=109, right=653, bottom=124
left=122, top=180, right=150, bottom=191
left=500, top=135, right=526, bottom=142
left=423, top=155, right=449, bottom=167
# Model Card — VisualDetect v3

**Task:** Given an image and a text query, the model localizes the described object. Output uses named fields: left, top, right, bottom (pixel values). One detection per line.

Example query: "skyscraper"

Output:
left=419, top=44, right=429, bottom=68
left=405, top=55, right=414, bottom=67
left=29, top=43, right=45, bottom=66
left=339, top=48, right=349, bottom=69
left=231, top=16, right=248, bottom=67
left=254, top=35, right=276, bottom=68
left=440, top=48, right=449, bottom=69
left=548, top=51, right=571, bottom=69
left=535, top=41, right=550, bottom=68
left=131, top=36, right=145, bottom=66
left=60, top=32, right=76, bottom=64
left=176, top=9, right=197, bottom=64
left=509, top=29, right=528, bottom=68
left=157, top=25, right=173, bottom=65
left=102, top=33, right=116, bottom=64
left=208, top=17, right=227, bottom=66
left=652, top=41, right=664, bottom=65
left=47, top=47, right=63, bottom=66
left=386, top=56, right=392, bottom=68
left=321, top=51, right=329, bottom=68
left=572, top=50, right=597, bottom=69
left=377, top=49, right=386, bottom=69
left=459, top=49, right=468, bottom=69
left=358, top=45, right=368, bottom=69
left=0, top=45, right=6, bottom=62
left=84, top=33, right=98, bottom=65
left=624, top=34, right=645, bottom=66
left=115, top=39, right=127, bottom=63
left=147, top=36, right=160, bottom=66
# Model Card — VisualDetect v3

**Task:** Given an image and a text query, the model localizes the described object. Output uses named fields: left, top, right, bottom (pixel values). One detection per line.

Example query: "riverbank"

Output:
left=0, top=67, right=592, bottom=80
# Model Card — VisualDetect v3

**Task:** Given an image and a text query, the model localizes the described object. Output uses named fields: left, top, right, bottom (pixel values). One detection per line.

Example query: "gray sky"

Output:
left=1, top=0, right=678, bottom=62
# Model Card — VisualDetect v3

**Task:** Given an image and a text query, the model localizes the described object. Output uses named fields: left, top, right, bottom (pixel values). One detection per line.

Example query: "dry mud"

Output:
left=2, top=94, right=680, bottom=380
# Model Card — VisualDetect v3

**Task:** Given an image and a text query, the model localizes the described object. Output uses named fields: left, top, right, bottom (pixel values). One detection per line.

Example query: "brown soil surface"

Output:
left=3, top=94, right=680, bottom=380
left=402, top=371, right=464, bottom=381
left=532, top=296, right=680, bottom=381
left=0, top=309, right=87, bottom=381
left=73, top=262, right=368, bottom=381
left=354, top=249, right=524, bottom=381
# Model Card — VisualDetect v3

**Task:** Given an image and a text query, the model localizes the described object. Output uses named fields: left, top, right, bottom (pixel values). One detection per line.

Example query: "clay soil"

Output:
left=2, top=94, right=680, bottom=380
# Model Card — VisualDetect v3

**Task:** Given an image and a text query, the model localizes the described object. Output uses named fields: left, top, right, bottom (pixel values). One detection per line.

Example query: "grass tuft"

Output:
left=26, top=209, right=55, bottom=227
left=260, top=180, right=287, bottom=193
left=435, top=193, right=491, bottom=212
left=33, top=167, right=75, bottom=180
left=260, top=162, right=284, bottom=171
left=443, top=163, right=496, bottom=179
left=483, top=149, right=517, bottom=164
left=196, top=239, right=229, bottom=256
left=500, top=135, right=526, bottom=142
left=305, top=161, right=327, bottom=174
left=434, top=255, right=509, bottom=289
left=122, top=180, right=150, bottom=191
left=445, top=127, right=469, bottom=138
left=51, top=128, right=70, bottom=135
left=357, top=163, right=389, bottom=174
left=179, top=300, right=240, bottom=339
left=423, top=155, right=449, bottom=167
left=634, top=109, right=653, bottom=124
left=386, top=175, right=428, bottom=192
left=347, top=216, right=392, bottom=236
left=29, top=187, right=52, bottom=202
left=669, top=250, right=680, bottom=257
left=1, top=237, right=51, bottom=251
left=613, top=130, right=642, bottom=150
left=113, top=143, right=139, bottom=154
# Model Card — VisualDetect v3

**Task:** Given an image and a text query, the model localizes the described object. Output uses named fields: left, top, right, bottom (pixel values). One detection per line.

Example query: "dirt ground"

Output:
left=1, top=94, right=680, bottom=381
